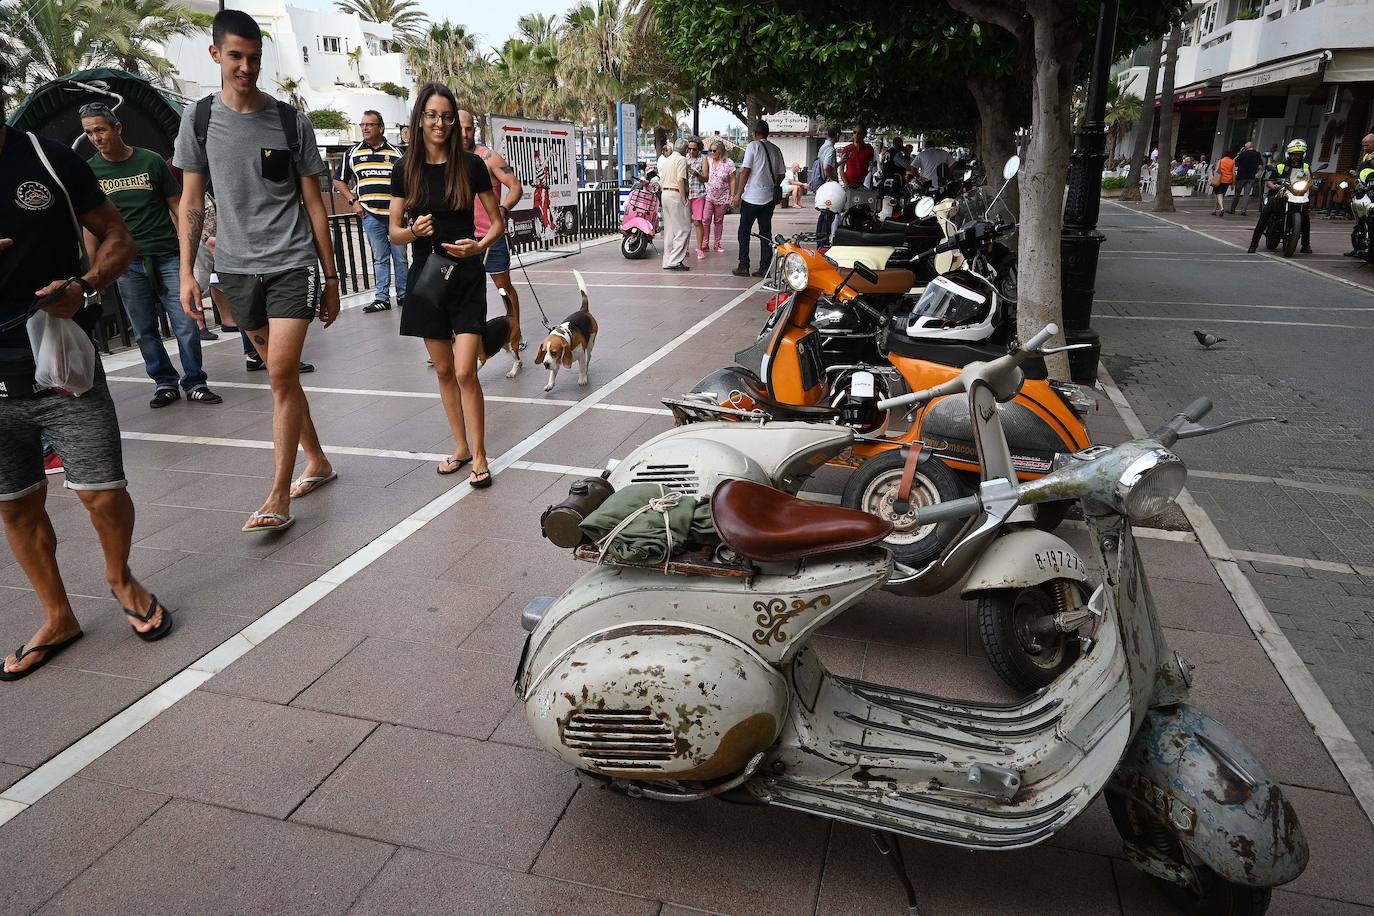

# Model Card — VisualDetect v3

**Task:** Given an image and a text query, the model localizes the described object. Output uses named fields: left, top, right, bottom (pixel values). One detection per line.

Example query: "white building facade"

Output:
left=162, top=0, right=412, bottom=144
left=1115, top=0, right=1374, bottom=172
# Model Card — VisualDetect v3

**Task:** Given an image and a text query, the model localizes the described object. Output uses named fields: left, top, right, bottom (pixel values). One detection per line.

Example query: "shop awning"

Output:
left=1326, top=50, right=1374, bottom=83
left=1221, top=51, right=1330, bottom=94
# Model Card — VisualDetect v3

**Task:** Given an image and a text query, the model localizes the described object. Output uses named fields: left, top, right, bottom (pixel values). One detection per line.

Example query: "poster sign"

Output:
left=491, top=115, right=578, bottom=246
left=616, top=101, right=637, bottom=183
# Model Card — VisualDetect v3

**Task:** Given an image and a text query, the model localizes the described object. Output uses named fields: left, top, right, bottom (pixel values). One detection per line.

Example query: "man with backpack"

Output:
left=174, top=9, right=339, bottom=534
left=731, top=120, right=786, bottom=278
left=811, top=124, right=840, bottom=238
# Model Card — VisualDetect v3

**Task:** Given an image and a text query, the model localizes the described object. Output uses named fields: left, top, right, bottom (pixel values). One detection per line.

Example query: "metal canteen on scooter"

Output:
left=516, top=354, right=1305, bottom=915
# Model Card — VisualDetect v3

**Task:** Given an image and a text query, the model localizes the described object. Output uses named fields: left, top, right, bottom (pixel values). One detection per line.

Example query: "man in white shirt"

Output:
left=731, top=120, right=783, bottom=277
left=659, top=139, right=690, bottom=270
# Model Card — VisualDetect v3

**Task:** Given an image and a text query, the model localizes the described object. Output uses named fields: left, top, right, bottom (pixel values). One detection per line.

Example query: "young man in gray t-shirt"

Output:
left=174, top=9, right=340, bottom=534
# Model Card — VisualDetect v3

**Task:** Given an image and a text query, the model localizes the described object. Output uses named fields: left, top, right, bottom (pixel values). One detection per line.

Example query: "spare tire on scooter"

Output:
left=841, top=450, right=964, bottom=568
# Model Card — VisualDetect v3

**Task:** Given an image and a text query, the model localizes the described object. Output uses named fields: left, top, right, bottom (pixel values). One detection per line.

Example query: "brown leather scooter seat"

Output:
left=847, top=268, right=915, bottom=296
left=711, top=479, right=893, bottom=562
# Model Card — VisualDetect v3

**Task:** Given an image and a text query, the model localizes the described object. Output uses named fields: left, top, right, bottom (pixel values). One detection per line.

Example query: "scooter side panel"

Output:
left=1111, top=704, right=1309, bottom=887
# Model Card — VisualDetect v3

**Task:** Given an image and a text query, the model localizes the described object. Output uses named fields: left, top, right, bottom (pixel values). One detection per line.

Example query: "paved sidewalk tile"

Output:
left=1164, top=628, right=1296, bottom=704
left=1147, top=576, right=1256, bottom=638
left=293, top=638, right=515, bottom=739
left=205, top=623, right=365, bottom=705
left=294, top=572, right=506, bottom=646
left=1277, top=786, right=1374, bottom=906
left=83, top=691, right=375, bottom=819
left=818, top=589, right=968, bottom=656
left=292, top=724, right=577, bottom=870
left=0, top=777, right=166, bottom=916
left=862, top=641, right=1019, bottom=704
left=0, top=668, right=152, bottom=768
left=37, top=799, right=394, bottom=916
left=346, top=848, right=659, bottom=915
left=534, top=788, right=828, bottom=915
left=1187, top=692, right=1348, bottom=794
left=0, top=763, right=27, bottom=792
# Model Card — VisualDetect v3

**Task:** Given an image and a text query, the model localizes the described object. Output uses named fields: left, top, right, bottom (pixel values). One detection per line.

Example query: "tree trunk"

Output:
left=1121, top=38, right=1161, bottom=202
left=969, top=75, right=1018, bottom=196
left=653, top=125, right=668, bottom=160
left=1153, top=26, right=1182, bottom=213
left=745, top=95, right=763, bottom=129
left=1015, top=3, right=1080, bottom=378
left=594, top=121, right=605, bottom=182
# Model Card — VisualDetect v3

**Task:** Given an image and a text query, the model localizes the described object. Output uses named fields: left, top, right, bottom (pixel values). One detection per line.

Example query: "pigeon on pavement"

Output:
left=1193, top=330, right=1226, bottom=349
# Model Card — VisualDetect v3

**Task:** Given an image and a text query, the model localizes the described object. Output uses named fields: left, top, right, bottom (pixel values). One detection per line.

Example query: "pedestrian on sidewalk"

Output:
left=813, top=125, right=840, bottom=239
left=1212, top=149, right=1234, bottom=217
left=334, top=110, right=406, bottom=314
left=1230, top=141, right=1261, bottom=216
left=731, top=120, right=785, bottom=278
left=701, top=139, right=733, bottom=253
left=1, top=99, right=176, bottom=680
left=660, top=138, right=690, bottom=271
left=174, top=9, right=339, bottom=533
left=686, top=137, right=709, bottom=260
left=81, top=104, right=222, bottom=408
left=459, top=109, right=524, bottom=325
left=389, top=83, right=504, bottom=489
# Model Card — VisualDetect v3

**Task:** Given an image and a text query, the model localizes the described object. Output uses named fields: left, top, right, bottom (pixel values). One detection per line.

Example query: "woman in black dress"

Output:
left=389, top=83, right=505, bottom=488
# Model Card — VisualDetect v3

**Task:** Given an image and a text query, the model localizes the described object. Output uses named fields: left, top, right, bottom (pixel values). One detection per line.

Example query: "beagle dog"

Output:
left=534, top=270, right=598, bottom=392
left=478, top=287, right=523, bottom=378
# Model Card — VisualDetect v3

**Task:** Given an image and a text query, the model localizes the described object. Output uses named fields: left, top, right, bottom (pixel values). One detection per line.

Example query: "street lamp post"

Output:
left=1059, top=0, right=1120, bottom=384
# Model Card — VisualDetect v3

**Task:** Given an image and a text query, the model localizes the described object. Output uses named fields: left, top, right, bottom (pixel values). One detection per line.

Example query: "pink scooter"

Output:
left=620, top=171, right=660, bottom=259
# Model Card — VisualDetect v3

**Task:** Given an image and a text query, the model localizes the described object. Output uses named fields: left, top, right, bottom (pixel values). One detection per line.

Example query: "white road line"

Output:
left=1096, top=314, right=1374, bottom=331
left=1230, top=549, right=1374, bottom=578
left=119, top=430, right=451, bottom=463
left=1099, top=299, right=1374, bottom=312
left=102, top=375, right=673, bottom=416
left=525, top=282, right=753, bottom=291
left=1098, top=256, right=1273, bottom=263
left=1099, top=367, right=1374, bottom=827
left=508, top=460, right=606, bottom=477
left=1106, top=201, right=1374, bottom=298
left=0, top=278, right=763, bottom=826
left=1189, top=468, right=1374, bottom=500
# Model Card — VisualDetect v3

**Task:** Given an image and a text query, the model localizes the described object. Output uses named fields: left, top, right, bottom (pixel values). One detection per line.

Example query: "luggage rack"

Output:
left=572, top=542, right=757, bottom=578
left=662, top=396, right=770, bottom=426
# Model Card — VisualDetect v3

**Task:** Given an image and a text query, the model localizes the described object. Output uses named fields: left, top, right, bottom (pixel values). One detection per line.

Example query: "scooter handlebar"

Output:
left=876, top=376, right=964, bottom=411
left=1023, top=324, right=1058, bottom=351
left=911, top=492, right=983, bottom=525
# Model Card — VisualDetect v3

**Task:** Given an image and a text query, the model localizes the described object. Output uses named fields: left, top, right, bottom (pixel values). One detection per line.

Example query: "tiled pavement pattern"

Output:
left=0, top=210, right=1371, bottom=913
left=1101, top=199, right=1374, bottom=772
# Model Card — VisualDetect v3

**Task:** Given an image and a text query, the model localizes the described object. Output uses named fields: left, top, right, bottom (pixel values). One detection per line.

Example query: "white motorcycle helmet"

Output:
left=905, top=273, right=997, bottom=342
left=815, top=180, right=844, bottom=213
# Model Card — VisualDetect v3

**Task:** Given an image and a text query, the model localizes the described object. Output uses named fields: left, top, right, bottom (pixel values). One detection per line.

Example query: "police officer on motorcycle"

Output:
left=1248, top=138, right=1312, bottom=254
left=1344, top=134, right=1374, bottom=258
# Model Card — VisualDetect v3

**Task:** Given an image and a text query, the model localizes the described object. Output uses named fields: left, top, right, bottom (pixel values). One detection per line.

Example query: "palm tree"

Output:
left=275, top=76, right=309, bottom=111
left=1104, top=74, right=1142, bottom=159
left=517, top=13, right=557, bottom=46
left=561, top=1, right=630, bottom=180
left=334, top=0, right=426, bottom=42
left=346, top=45, right=364, bottom=83
left=1, top=0, right=205, bottom=89
left=405, top=19, right=477, bottom=87
left=1153, top=26, right=1183, bottom=213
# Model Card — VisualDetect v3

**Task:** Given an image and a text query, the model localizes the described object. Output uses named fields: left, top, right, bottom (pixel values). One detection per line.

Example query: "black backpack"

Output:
left=192, top=94, right=303, bottom=197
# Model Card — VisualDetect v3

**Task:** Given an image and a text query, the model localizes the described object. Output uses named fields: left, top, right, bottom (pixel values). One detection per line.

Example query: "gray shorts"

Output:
left=217, top=266, right=319, bottom=331
left=193, top=241, right=215, bottom=295
left=0, top=366, right=126, bottom=501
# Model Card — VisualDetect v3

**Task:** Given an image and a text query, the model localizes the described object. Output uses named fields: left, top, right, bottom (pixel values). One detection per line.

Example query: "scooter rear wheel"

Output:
left=976, top=581, right=1081, bottom=691
left=1107, top=793, right=1273, bottom=916
left=841, top=451, right=964, bottom=569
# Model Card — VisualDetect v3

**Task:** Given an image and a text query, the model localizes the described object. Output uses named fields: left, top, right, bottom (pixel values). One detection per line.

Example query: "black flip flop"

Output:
left=469, top=468, right=493, bottom=489
left=114, top=592, right=175, bottom=642
left=0, top=632, right=83, bottom=682
left=438, top=455, right=473, bottom=476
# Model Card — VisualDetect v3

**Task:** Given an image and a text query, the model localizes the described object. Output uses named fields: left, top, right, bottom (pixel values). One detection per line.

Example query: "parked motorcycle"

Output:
left=1343, top=176, right=1373, bottom=264
left=1263, top=175, right=1316, bottom=258
left=620, top=171, right=660, bottom=259
left=517, top=377, right=1305, bottom=915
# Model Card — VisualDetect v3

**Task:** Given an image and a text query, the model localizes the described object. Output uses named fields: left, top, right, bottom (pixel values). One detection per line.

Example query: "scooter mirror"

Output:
left=915, top=197, right=936, bottom=219
left=1003, top=156, right=1021, bottom=181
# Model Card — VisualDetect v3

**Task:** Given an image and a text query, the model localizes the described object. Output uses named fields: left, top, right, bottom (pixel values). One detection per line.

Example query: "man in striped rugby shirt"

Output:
left=333, top=110, right=406, bottom=313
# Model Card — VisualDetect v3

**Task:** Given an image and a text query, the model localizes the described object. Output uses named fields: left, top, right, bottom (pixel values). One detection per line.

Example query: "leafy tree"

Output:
left=275, top=76, right=308, bottom=111
left=406, top=20, right=478, bottom=87
left=1153, top=25, right=1183, bottom=213
left=374, top=80, right=409, bottom=99
left=562, top=0, right=631, bottom=180
left=308, top=108, right=349, bottom=130
left=1121, top=38, right=1162, bottom=203
left=334, top=0, right=427, bottom=42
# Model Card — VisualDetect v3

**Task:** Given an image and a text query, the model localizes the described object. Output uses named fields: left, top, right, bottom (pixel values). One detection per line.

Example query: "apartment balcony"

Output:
left=1195, top=16, right=1263, bottom=84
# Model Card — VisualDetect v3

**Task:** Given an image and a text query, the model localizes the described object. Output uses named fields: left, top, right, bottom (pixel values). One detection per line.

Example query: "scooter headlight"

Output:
left=784, top=252, right=810, bottom=292
left=1115, top=449, right=1187, bottom=520
left=1290, top=179, right=1310, bottom=195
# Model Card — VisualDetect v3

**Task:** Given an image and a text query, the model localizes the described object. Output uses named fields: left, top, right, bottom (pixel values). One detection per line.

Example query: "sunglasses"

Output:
left=422, top=111, right=455, bottom=124
left=79, top=102, right=116, bottom=119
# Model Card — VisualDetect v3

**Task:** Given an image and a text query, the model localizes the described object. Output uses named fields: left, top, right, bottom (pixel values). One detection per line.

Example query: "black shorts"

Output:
left=217, top=266, right=319, bottom=331
left=0, top=365, right=126, bottom=501
left=400, top=255, right=487, bottom=339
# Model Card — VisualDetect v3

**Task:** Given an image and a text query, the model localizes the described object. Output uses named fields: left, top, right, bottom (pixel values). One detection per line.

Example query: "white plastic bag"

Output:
left=28, top=310, right=97, bottom=397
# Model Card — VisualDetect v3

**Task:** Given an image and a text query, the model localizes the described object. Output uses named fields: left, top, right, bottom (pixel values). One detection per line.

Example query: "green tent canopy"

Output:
left=8, top=68, right=186, bottom=161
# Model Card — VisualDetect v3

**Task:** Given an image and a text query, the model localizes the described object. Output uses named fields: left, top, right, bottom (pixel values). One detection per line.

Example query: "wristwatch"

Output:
left=71, top=276, right=97, bottom=301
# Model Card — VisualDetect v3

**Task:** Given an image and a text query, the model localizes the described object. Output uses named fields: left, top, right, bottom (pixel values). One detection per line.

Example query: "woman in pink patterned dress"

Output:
left=701, top=140, right=735, bottom=253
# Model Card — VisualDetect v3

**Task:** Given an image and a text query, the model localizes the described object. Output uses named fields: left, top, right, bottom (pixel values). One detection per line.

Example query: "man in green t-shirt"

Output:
left=82, top=104, right=221, bottom=407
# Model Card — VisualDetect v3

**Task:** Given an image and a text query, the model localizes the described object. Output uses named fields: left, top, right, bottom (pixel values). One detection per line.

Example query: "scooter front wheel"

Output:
left=976, top=581, right=1081, bottom=691
left=1107, top=793, right=1273, bottom=916
left=841, top=451, right=964, bottom=569
left=622, top=234, right=648, bottom=259
left=1282, top=213, right=1300, bottom=258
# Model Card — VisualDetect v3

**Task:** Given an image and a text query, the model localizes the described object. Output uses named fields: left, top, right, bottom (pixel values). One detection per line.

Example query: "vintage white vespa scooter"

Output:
left=609, top=327, right=1091, bottom=690
left=516, top=357, right=1306, bottom=914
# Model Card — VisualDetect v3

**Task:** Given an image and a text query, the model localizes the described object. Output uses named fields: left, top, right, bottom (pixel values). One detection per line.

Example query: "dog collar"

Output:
left=551, top=325, right=573, bottom=345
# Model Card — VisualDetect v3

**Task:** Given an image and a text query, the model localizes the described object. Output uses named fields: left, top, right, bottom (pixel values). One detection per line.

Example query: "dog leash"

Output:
left=510, top=245, right=554, bottom=333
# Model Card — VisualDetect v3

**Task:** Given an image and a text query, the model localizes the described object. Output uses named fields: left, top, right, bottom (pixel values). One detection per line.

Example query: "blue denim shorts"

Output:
left=484, top=236, right=511, bottom=275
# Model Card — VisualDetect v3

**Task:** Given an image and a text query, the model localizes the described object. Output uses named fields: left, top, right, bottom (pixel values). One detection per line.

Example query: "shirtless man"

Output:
left=458, top=110, right=524, bottom=321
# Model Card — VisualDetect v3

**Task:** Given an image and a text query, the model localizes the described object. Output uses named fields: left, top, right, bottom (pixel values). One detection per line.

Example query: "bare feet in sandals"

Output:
left=437, top=452, right=472, bottom=476
left=111, top=580, right=166, bottom=636
left=469, top=461, right=493, bottom=489
left=290, top=461, right=336, bottom=498
left=2, top=617, right=83, bottom=680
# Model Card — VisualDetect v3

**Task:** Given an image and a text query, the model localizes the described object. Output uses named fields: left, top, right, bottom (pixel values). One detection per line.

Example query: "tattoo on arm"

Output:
left=184, top=207, right=205, bottom=248
left=499, top=166, right=514, bottom=174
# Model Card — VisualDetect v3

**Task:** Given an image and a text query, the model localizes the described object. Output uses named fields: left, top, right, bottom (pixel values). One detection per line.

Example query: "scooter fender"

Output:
left=1111, top=704, right=1309, bottom=887
left=959, top=527, right=1089, bottom=597
left=622, top=216, right=655, bottom=235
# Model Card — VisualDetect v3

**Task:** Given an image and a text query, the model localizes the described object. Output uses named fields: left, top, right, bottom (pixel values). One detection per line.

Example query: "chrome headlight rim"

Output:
left=783, top=252, right=810, bottom=292
left=1114, top=448, right=1187, bottom=521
